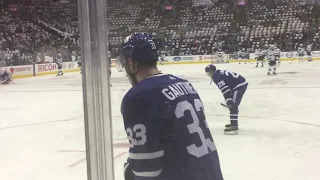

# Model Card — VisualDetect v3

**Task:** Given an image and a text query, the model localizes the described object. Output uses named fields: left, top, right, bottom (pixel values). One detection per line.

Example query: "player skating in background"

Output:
left=306, top=43, right=312, bottom=61
left=245, top=49, right=250, bottom=62
left=77, top=57, right=82, bottom=73
left=160, top=51, right=167, bottom=65
left=56, top=54, right=63, bottom=76
left=262, top=44, right=269, bottom=56
left=237, top=48, right=247, bottom=64
left=205, top=64, right=248, bottom=135
left=297, top=44, right=306, bottom=63
left=0, top=68, right=14, bottom=84
left=119, top=33, right=224, bottom=180
left=274, top=46, right=281, bottom=65
left=266, top=45, right=277, bottom=75
left=158, top=56, right=164, bottom=65
left=216, top=49, right=225, bottom=63
left=255, top=48, right=265, bottom=67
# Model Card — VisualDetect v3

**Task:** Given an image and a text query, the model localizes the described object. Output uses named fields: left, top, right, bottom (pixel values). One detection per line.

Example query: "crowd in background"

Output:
left=0, top=0, right=320, bottom=66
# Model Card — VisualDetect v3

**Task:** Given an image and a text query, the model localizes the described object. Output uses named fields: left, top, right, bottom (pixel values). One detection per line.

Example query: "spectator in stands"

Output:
left=0, top=58, right=6, bottom=67
left=0, top=0, right=320, bottom=61
left=11, top=52, right=20, bottom=65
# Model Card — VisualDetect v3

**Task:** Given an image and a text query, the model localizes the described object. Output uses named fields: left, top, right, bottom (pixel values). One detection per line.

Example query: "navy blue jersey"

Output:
left=121, top=74, right=223, bottom=180
left=213, top=70, right=248, bottom=99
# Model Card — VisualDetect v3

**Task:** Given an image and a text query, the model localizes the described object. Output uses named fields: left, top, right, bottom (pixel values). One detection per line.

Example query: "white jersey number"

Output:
left=126, top=124, right=147, bottom=148
left=148, top=40, right=157, bottom=50
left=175, top=99, right=216, bottom=158
left=224, top=70, right=239, bottom=78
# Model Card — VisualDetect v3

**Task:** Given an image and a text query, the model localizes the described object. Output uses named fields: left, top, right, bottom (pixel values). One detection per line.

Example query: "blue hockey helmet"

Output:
left=119, top=32, right=158, bottom=68
left=205, top=64, right=216, bottom=73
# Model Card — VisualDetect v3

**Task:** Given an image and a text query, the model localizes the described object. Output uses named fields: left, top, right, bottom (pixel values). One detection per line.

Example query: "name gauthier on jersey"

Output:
left=161, top=81, right=198, bottom=101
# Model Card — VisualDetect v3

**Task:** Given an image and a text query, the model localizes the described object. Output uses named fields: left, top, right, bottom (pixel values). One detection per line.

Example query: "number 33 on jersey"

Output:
left=121, top=74, right=224, bottom=180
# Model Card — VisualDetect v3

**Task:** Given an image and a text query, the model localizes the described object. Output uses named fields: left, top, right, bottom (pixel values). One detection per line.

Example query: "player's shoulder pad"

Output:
left=121, top=87, right=149, bottom=116
left=213, top=70, right=224, bottom=81
left=122, top=86, right=141, bottom=106
left=216, top=69, right=225, bottom=75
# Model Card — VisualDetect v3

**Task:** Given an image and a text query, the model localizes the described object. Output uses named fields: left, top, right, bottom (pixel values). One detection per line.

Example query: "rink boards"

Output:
left=0, top=62, right=81, bottom=79
left=2, top=51, right=320, bottom=79
left=162, top=51, right=320, bottom=65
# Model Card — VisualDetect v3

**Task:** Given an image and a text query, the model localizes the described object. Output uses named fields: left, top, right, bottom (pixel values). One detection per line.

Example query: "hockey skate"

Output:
left=224, top=125, right=239, bottom=135
left=267, top=72, right=271, bottom=75
left=225, top=124, right=240, bottom=129
left=272, top=72, right=277, bottom=75
left=2, top=79, right=14, bottom=84
left=2, top=80, right=10, bottom=84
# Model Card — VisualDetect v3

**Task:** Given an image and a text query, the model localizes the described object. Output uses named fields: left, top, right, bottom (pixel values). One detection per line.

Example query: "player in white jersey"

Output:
left=306, top=44, right=312, bottom=61
left=0, top=68, right=13, bottom=84
left=56, top=54, right=63, bottom=76
left=255, top=48, right=265, bottom=67
left=297, top=44, right=306, bottom=63
left=274, top=47, right=281, bottom=64
left=216, top=49, right=225, bottom=63
left=158, top=56, right=164, bottom=65
left=238, top=48, right=247, bottom=64
left=266, top=46, right=277, bottom=75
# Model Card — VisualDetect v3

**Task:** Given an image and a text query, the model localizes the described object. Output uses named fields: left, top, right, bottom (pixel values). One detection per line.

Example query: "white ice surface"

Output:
left=0, top=62, right=320, bottom=180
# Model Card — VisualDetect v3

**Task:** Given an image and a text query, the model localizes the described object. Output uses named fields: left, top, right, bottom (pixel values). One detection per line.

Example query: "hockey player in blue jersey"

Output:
left=205, top=64, right=248, bottom=135
left=119, top=32, right=224, bottom=180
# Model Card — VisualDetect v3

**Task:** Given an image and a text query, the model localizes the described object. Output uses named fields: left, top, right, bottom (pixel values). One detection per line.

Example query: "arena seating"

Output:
left=0, top=0, right=320, bottom=64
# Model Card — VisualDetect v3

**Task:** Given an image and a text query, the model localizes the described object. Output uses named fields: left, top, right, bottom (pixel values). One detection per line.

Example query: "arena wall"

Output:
left=0, top=62, right=81, bottom=79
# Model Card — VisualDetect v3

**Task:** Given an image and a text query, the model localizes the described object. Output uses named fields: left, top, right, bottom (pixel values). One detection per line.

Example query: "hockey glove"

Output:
left=226, top=98, right=235, bottom=109
left=124, top=162, right=135, bottom=180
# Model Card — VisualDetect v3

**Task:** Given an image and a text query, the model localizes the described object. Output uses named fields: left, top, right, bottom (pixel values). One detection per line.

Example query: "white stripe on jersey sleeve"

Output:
left=133, top=169, right=162, bottom=177
left=220, top=86, right=229, bottom=91
left=129, top=150, right=164, bottom=160
left=232, top=81, right=248, bottom=91
left=222, top=89, right=230, bottom=95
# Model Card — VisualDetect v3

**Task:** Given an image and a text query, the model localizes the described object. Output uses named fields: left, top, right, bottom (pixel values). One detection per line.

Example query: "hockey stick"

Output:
left=220, top=103, right=228, bottom=108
